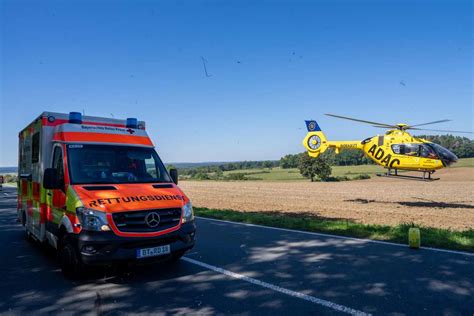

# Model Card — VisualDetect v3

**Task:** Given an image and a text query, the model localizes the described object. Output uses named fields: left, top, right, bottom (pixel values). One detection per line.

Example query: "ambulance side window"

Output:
left=31, top=132, right=40, bottom=164
left=52, top=147, right=65, bottom=191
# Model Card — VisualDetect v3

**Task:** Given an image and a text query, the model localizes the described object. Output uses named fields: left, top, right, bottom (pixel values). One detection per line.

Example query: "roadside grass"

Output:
left=195, top=207, right=474, bottom=253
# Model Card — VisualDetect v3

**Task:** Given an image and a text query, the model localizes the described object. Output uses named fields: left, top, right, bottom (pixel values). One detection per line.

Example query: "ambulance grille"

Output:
left=112, top=208, right=182, bottom=233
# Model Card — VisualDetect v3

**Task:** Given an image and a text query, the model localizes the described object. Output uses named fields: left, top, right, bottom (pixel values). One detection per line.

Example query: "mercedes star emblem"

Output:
left=145, top=212, right=160, bottom=228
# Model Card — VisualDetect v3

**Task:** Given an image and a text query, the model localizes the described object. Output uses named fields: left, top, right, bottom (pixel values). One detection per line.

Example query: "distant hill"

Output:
left=0, top=167, right=17, bottom=174
left=167, top=161, right=271, bottom=169
left=0, top=162, right=279, bottom=173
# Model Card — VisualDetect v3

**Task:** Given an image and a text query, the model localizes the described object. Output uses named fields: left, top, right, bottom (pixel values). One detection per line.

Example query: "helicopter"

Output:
left=302, top=114, right=473, bottom=181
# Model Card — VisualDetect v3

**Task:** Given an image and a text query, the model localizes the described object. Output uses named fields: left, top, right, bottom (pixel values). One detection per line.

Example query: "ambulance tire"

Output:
left=58, top=235, right=85, bottom=279
left=25, top=229, right=34, bottom=243
left=21, top=210, right=26, bottom=226
left=170, top=250, right=186, bottom=262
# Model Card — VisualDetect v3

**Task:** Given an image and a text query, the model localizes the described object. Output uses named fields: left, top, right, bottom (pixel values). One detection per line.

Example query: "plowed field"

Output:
left=180, top=168, right=474, bottom=231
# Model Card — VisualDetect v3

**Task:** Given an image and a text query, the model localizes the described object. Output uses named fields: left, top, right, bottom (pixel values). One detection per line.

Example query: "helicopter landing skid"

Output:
left=376, top=169, right=440, bottom=181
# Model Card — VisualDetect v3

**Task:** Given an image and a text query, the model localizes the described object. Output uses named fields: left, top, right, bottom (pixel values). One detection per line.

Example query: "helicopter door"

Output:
left=392, top=144, right=421, bottom=169
left=401, top=144, right=420, bottom=156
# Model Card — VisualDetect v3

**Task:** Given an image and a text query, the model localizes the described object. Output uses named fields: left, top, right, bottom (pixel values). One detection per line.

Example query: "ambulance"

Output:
left=17, top=112, right=196, bottom=277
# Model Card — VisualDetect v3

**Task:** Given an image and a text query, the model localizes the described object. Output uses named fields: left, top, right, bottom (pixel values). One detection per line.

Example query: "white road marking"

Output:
left=197, top=217, right=474, bottom=257
left=182, top=257, right=371, bottom=316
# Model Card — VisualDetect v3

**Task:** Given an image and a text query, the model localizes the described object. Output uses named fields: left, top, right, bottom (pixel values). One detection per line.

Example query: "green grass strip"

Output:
left=195, top=207, right=474, bottom=253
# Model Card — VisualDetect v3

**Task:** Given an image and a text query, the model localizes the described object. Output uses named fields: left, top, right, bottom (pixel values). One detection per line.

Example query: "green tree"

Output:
left=298, top=153, right=332, bottom=182
left=280, top=154, right=300, bottom=168
left=263, top=161, right=274, bottom=169
left=166, top=164, right=177, bottom=171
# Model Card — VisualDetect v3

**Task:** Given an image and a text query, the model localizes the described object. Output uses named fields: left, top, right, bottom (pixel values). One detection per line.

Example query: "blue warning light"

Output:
left=126, top=118, right=138, bottom=129
left=69, top=112, right=83, bottom=124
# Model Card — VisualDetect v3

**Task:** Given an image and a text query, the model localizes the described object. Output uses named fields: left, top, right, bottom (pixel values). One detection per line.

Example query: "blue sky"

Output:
left=1, top=0, right=472, bottom=166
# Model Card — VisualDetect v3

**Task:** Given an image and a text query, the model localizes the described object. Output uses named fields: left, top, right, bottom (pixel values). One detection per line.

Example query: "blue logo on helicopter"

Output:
left=305, top=120, right=321, bottom=132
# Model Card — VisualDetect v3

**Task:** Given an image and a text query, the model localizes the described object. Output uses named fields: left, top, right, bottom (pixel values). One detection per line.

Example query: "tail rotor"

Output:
left=303, top=120, right=329, bottom=158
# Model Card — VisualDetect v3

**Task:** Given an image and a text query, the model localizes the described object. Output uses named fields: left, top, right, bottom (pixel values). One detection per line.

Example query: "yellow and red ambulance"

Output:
left=18, top=112, right=195, bottom=276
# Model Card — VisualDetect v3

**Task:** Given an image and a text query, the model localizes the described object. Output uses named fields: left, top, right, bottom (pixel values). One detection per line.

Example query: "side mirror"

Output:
left=43, top=168, right=60, bottom=190
left=169, top=168, right=178, bottom=185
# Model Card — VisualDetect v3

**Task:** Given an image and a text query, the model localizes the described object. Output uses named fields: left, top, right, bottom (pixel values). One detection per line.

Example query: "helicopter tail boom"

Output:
left=303, top=120, right=363, bottom=158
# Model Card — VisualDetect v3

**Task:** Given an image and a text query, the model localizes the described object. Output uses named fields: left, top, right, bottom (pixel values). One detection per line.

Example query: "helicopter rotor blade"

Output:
left=410, top=127, right=473, bottom=134
left=407, top=119, right=451, bottom=128
left=325, top=114, right=396, bottom=128
left=371, top=125, right=393, bottom=129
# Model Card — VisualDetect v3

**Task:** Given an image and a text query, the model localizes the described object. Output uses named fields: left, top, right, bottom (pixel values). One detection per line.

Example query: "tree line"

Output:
left=173, top=160, right=279, bottom=179
left=280, top=149, right=373, bottom=169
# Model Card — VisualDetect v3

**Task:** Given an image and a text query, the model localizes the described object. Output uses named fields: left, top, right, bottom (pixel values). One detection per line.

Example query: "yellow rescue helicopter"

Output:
left=303, top=114, right=473, bottom=181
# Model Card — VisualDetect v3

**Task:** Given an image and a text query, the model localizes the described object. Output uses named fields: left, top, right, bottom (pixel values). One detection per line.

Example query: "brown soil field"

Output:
left=180, top=168, right=474, bottom=231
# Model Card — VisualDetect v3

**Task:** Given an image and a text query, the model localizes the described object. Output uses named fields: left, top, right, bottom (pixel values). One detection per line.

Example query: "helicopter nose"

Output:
left=444, top=154, right=458, bottom=166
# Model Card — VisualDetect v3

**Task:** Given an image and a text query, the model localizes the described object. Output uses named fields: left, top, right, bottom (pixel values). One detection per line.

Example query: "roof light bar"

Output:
left=69, top=112, right=82, bottom=124
left=126, top=118, right=138, bottom=129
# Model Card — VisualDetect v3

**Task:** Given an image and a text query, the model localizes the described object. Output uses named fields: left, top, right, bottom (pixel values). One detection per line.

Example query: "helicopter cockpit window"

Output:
left=420, top=144, right=438, bottom=158
left=402, top=144, right=420, bottom=156
left=392, top=144, right=401, bottom=154
left=392, top=144, right=421, bottom=156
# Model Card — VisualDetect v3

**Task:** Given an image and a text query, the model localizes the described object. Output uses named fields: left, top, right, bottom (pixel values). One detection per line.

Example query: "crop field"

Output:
left=180, top=165, right=474, bottom=231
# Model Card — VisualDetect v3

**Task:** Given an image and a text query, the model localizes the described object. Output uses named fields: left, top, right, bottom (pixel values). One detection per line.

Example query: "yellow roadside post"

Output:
left=408, top=227, right=421, bottom=249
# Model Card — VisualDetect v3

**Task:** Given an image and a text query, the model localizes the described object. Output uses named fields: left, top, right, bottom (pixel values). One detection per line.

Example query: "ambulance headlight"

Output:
left=182, top=201, right=194, bottom=223
left=76, top=207, right=110, bottom=231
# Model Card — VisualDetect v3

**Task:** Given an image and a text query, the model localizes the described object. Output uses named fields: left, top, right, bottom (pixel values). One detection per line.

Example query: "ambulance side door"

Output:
left=49, top=145, right=67, bottom=228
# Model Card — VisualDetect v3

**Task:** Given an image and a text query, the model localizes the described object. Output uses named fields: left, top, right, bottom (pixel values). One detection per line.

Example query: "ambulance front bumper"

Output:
left=76, top=222, right=196, bottom=265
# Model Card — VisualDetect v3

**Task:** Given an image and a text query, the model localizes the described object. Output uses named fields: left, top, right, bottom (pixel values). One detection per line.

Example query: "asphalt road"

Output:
left=0, top=186, right=473, bottom=315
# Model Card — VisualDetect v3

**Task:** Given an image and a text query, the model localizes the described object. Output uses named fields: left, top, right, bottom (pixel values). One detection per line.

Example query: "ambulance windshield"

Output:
left=67, top=144, right=172, bottom=184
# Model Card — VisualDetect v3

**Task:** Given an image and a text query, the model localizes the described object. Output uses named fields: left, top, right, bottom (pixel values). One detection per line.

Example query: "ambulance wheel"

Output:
left=21, top=210, right=26, bottom=226
left=58, top=235, right=85, bottom=279
left=170, top=250, right=186, bottom=262
left=25, top=229, right=34, bottom=243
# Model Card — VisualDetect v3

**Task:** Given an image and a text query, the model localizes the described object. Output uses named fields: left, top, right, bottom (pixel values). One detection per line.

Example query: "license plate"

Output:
left=136, top=245, right=171, bottom=259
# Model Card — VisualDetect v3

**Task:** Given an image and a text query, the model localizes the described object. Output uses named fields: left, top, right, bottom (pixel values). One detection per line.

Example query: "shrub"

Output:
left=352, top=174, right=371, bottom=180
left=193, top=172, right=210, bottom=180
left=2, top=174, right=18, bottom=183
left=298, top=153, right=332, bottom=182
left=225, top=173, right=248, bottom=181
